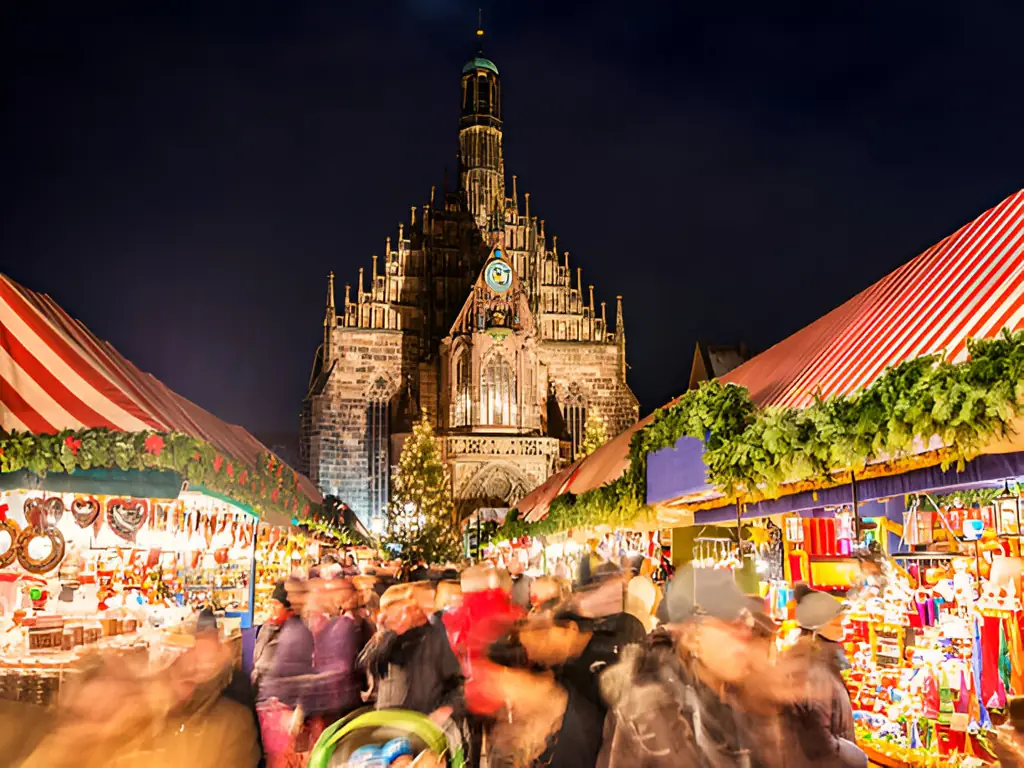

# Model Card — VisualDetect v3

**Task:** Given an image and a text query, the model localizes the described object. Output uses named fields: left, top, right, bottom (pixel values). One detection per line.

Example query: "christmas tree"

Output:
left=385, top=416, right=463, bottom=566
left=579, top=413, right=608, bottom=457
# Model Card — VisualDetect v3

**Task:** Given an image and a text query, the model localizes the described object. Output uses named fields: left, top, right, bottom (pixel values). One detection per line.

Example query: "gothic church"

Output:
left=300, top=33, right=638, bottom=531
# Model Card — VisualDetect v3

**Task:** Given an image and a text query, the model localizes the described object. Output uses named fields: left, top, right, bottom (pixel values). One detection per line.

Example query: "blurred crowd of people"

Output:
left=13, top=548, right=1024, bottom=767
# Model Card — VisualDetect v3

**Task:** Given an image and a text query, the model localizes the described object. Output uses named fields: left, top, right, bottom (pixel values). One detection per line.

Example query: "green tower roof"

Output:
left=463, top=56, right=499, bottom=75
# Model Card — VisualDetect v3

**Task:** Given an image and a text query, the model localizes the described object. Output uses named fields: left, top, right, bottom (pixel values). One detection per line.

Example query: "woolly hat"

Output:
left=660, top=564, right=748, bottom=624
left=795, top=589, right=845, bottom=636
left=271, top=580, right=290, bottom=609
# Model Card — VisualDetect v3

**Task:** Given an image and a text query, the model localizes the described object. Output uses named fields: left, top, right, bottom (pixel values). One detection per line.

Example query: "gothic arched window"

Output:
left=481, top=356, right=516, bottom=426
left=454, top=349, right=471, bottom=427
left=366, top=379, right=391, bottom=524
left=562, top=384, right=587, bottom=459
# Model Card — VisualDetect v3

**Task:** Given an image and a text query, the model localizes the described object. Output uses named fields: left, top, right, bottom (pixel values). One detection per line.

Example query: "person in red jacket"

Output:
left=443, top=565, right=523, bottom=765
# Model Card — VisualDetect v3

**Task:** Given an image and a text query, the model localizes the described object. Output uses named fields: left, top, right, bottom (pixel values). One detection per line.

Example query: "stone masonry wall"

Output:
left=309, top=328, right=419, bottom=522
left=540, top=341, right=639, bottom=438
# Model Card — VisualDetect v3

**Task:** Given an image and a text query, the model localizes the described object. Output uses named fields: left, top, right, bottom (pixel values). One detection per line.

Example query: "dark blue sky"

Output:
left=3, top=0, right=1023, bottom=436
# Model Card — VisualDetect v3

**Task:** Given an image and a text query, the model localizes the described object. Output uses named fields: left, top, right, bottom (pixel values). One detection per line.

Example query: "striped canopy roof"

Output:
left=0, top=274, right=321, bottom=503
left=723, top=189, right=1024, bottom=406
left=517, top=189, right=1024, bottom=523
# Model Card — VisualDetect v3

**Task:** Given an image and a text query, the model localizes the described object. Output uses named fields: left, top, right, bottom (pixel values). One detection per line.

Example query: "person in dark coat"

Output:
left=359, top=583, right=464, bottom=719
left=255, top=581, right=315, bottom=709
left=485, top=626, right=604, bottom=768
left=795, top=589, right=856, bottom=742
left=306, top=578, right=363, bottom=718
left=251, top=582, right=292, bottom=700
left=508, top=549, right=534, bottom=611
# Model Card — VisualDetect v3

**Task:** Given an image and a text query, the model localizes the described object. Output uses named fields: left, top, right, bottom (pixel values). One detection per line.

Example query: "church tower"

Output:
left=459, top=20, right=505, bottom=231
left=302, top=25, right=638, bottom=529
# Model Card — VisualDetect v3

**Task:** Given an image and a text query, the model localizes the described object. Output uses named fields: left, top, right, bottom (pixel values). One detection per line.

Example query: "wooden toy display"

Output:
left=844, top=556, right=1019, bottom=766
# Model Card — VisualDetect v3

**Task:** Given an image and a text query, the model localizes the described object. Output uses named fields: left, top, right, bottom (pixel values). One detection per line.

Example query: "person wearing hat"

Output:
left=794, top=589, right=857, bottom=743
left=598, top=564, right=862, bottom=768
left=251, top=582, right=290, bottom=699
left=252, top=580, right=314, bottom=708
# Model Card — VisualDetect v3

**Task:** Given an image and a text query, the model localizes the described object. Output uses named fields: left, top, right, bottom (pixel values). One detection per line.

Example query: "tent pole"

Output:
left=736, top=501, right=744, bottom=555
left=851, top=471, right=861, bottom=544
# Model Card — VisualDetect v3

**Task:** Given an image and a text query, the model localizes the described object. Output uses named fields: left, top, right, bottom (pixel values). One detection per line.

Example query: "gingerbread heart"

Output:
left=106, top=497, right=149, bottom=542
left=43, top=497, right=65, bottom=528
left=23, top=498, right=44, bottom=530
left=71, top=496, right=101, bottom=528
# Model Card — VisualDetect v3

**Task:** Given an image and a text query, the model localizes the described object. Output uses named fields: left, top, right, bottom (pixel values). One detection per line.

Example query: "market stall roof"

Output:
left=0, top=274, right=321, bottom=506
left=519, top=401, right=682, bottom=523
left=520, top=188, right=1024, bottom=525
left=722, top=189, right=1024, bottom=407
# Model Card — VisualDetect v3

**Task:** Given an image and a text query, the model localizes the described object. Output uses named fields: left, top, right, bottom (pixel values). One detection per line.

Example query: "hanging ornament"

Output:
left=71, top=496, right=101, bottom=528
left=784, top=515, right=804, bottom=544
left=16, top=527, right=66, bottom=575
left=106, top=497, right=149, bottom=542
left=23, top=497, right=44, bottom=530
left=43, top=497, right=65, bottom=528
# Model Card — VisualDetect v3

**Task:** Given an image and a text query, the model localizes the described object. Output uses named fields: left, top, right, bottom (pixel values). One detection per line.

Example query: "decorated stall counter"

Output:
left=0, top=483, right=269, bottom=704
left=842, top=551, right=1021, bottom=766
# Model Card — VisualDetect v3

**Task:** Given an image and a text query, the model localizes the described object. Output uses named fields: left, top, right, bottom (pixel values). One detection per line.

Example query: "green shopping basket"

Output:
left=308, top=707, right=466, bottom=768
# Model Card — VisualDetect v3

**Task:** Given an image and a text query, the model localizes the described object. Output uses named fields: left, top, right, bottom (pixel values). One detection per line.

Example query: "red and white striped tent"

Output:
left=0, top=273, right=320, bottom=504
left=517, top=188, right=1024, bottom=523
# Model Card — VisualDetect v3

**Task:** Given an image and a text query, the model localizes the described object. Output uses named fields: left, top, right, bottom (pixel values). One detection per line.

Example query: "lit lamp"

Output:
left=995, top=482, right=1022, bottom=538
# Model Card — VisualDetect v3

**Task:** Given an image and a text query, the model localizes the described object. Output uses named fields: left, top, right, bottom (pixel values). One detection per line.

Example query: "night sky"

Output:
left=3, top=0, right=1023, bottom=442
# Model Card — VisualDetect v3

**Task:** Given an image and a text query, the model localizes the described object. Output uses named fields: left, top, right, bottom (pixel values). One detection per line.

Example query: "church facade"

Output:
left=299, top=40, right=638, bottom=531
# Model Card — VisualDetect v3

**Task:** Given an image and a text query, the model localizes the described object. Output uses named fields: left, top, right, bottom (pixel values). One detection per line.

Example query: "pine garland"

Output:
left=503, top=329, right=1024, bottom=538
left=0, top=428, right=317, bottom=520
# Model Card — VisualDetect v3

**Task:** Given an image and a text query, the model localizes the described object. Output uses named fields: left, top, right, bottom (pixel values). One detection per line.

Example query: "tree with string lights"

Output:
left=385, top=417, right=463, bottom=566
left=579, top=413, right=608, bottom=457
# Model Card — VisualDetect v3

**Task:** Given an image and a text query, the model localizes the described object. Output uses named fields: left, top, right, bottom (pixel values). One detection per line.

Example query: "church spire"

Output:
left=616, top=295, right=626, bottom=379
left=459, top=8, right=503, bottom=230
left=323, top=272, right=336, bottom=364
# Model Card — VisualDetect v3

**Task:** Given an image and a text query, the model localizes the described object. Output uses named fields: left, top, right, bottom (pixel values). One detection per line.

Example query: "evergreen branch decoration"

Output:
left=0, top=428, right=318, bottom=520
left=501, top=329, right=1024, bottom=538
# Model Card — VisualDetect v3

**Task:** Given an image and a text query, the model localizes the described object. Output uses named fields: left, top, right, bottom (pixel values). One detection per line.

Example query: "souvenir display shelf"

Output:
left=0, top=487, right=258, bottom=704
left=253, top=527, right=320, bottom=625
left=843, top=553, right=1018, bottom=767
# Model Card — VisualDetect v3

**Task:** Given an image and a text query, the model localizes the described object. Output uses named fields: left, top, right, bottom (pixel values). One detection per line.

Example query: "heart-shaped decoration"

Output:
left=71, top=496, right=101, bottom=528
left=23, top=498, right=44, bottom=530
left=43, top=497, right=65, bottom=528
left=106, top=497, right=149, bottom=542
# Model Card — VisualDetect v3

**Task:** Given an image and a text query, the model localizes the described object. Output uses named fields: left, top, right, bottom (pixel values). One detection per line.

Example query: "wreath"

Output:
left=0, top=505, right=20, bottom=569
left=16, top=527, right=65, bottom=575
